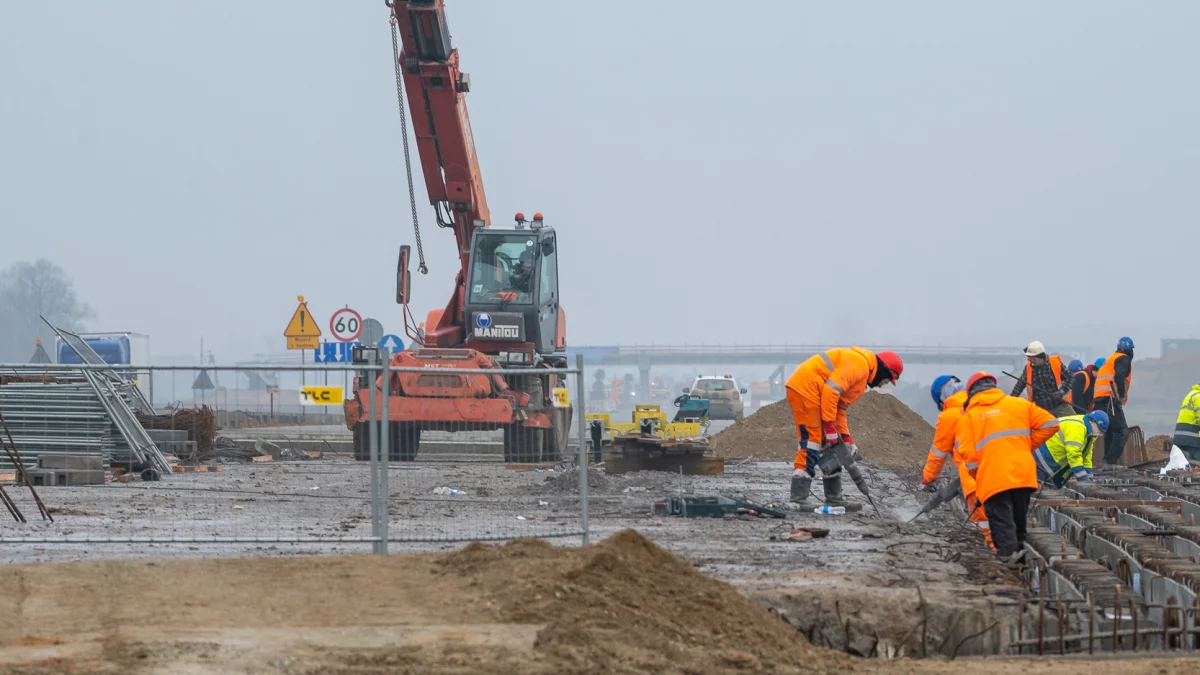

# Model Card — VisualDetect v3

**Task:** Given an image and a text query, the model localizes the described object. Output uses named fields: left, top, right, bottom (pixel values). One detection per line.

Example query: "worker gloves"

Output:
left=822, top=422, right=840, bottom=446
left=918, top=478, right=939, bottom=493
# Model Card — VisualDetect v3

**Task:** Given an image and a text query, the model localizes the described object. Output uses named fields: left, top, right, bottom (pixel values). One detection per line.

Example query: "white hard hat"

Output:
left=1023, top=341, right=1047, bottom=357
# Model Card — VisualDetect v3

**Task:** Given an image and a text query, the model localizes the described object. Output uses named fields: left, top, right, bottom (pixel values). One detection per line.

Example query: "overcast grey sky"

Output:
left=2, top=1, right=1196, bottom=362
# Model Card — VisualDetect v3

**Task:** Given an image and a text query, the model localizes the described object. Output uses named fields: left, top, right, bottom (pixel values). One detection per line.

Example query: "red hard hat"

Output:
left=876, top=350, right=903, bottom=383
left=966, top=372, right=996, bottom=391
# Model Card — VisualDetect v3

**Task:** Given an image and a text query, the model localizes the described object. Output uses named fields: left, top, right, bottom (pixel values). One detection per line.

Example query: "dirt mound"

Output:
left=1145, top=434, right=1173, bottom=461
left=710, top=391, right=934, bottom=471
left=0, top=530, right=844, bottom=674
left=438, top=529, right=837, bottom=673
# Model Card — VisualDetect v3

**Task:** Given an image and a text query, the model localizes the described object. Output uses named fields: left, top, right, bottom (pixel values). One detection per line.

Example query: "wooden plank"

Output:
left=251, top=455, right=273, bottom=463
left=0, top=473, right=15, bottom=482
left=503, top=463, right=555, bottom=471
left=304, top=450, right=324, bottom=459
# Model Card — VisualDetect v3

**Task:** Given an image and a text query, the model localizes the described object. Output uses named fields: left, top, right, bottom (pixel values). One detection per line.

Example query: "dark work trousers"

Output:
left=1095, top=397, right=1129, bottom=465
left=983, top=487, right=1036, bottom=558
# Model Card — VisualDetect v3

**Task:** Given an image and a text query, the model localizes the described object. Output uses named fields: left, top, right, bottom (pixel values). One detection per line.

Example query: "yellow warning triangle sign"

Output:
left=284, top=299, right=322, bottom=338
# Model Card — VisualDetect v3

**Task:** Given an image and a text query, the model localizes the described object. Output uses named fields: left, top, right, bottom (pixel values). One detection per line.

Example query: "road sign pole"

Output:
left=368, top=357, right=379, bottom=553
left=379, top=361, right=390, bottom=554
left=300, top=349, right=306, bottom=422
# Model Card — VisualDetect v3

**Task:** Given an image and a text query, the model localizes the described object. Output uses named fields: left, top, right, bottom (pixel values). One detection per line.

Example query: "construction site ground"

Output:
left=1, top=390, right=1194, bottom=673
left=1, top=453, right=1194, bottom=673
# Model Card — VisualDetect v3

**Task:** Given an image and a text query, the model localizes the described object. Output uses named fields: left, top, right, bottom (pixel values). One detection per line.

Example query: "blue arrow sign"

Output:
left=379, top=334, right=405, bottom=354
left=314, top=341, right=361, bottom=363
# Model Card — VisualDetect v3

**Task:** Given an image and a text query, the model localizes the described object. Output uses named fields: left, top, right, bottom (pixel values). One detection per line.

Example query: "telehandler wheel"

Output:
left=389, top=421, right=421, bottom=462
left=352, top=422, right=369, bottom=461
left=503, top=424, right=544, bottom=463
left=543, top=407, right=572, bottom=462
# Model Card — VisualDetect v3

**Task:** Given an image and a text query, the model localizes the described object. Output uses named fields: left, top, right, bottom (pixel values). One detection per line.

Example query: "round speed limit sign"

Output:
left=329, top=308, right=363, bottom=342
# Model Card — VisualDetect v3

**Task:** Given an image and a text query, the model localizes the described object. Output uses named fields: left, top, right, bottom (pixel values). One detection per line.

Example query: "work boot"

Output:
left=1002, top=549, right=1027, bottom=570
left=822, top=474, right=846, bottom=507
left=790, top=473, right=813, bottom=505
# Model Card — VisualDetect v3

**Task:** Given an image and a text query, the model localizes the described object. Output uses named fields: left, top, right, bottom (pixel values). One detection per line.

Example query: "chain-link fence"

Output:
left=0, top=357, right=589, bottom=560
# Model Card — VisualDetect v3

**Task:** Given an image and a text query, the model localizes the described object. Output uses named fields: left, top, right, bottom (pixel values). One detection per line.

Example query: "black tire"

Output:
left=389, top=421, right=421, bottom=462
left=543, top=407, right=572, bottom=462
left=503, top=424, right=544, bottom=463
left=352, top=422, right=369, bottom=461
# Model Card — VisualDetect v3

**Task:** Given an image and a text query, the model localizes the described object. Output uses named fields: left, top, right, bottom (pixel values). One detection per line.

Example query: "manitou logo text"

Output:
left=473, top=325, right=521, bottom=339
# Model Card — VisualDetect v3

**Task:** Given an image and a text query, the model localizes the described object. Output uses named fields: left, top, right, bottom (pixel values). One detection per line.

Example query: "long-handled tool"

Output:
left=822, top=443, right=881, bottom=518
left=1000, top=370, right=1088, bottom=415
left=908, top=476, right=961, bottom=523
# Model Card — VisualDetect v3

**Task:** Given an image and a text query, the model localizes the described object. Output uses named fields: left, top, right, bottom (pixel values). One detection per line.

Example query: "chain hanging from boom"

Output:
left=389, top=7, right=429, bottom=275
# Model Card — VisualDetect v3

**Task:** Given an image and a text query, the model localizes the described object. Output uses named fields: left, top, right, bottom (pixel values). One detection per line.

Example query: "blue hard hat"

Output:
left=1067, top=359, right=1083, bottom=374
left=1117, top=336, right=1135, bottom=350
left=1093, top=357, right=1106, bottom=369
left=930, top=375, right=960, bottom=409
left=1087, top=410, right=1110, bottom=433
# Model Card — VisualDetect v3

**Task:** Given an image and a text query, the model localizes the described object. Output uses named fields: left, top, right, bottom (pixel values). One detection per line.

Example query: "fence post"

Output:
left=368, top=360, right=380, bottom=554
left=379, top=361, right=390, bottom=554
left=575, top=354, right=589, bottom=546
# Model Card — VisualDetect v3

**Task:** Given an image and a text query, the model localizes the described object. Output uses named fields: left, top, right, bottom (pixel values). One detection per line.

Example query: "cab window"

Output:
left=468, top=234, right=538, bottom=304
left=696, top=379, right=733, bottom=391
left=539, top=235, right=558, bottom=302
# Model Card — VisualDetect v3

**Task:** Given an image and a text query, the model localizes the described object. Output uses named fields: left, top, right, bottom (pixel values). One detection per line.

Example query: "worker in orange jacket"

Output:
left=918, top=375, right=994, bottom=551
left=785, top=347, right=904, bottom=506
left=956, top=372, right=1059, bottom=568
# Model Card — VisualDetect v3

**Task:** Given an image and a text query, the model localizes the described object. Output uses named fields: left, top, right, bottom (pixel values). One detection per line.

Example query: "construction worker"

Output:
left=956, top=372, right=1059, bottom=568
left=1069, top=359, right=1097, bottom=412
left=1009, top=342, right=1073, bottom=417
left=1033, top=411, right=1109, bottom=487
left=785, top=347, right=904, bottom=506
left=919, top=375, right=993, bottom=551
left=1094, top=337, right=1135, bottom=467
left=1173, top=384, right=1200, bottom=461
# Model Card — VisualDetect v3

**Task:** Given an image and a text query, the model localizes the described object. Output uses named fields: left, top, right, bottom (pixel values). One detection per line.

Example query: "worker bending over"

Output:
left=1069, top=359, right=1097, bottom=412
left=957, top=372, right=1059, bottom=568
left=785, top=347, right=904, bottom=506
left=1009, top=341, right=1073, bottom=416
left=1094, top=337, right=1135, bottom=467
left=919, top=375, right=993, bottom=550
left=1173, top=384, right=1200, bottom=461
left=1033, top=411, right=1109, bottom=487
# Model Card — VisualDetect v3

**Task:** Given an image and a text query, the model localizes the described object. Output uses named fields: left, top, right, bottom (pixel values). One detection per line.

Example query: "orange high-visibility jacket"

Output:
left=784, top=347, right=878, bottom=435
left=922, top=390, right=968, bottom=485
left=1094, top=351, right=1131, bottom=405
left=955, top=388, right=1059, bottom=503
left=1017, top=355, right=1063, bottom=401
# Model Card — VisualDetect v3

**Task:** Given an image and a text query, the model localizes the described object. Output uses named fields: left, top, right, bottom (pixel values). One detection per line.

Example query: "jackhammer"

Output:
left=817, top=443, right=881, bottom=517
left=907, top=476, right=961, bottom=522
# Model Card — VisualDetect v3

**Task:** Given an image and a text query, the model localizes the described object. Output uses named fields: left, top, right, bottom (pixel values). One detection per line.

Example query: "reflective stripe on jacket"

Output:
left=922, top=390, right=967, bottom=484
left=1041, top=415, right=1095, bottom=480
left=1094, top=351, right=1131, bottom=405
left=784, top=347, right=877, bottom=436
left=1175, top=385, right=1200, bottom=450
left=956, top=388, right=1059, bottom=503
left=1018, top=355, right=1064, bottom=401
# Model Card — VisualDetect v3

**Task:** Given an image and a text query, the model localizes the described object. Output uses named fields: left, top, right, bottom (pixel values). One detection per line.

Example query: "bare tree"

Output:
left=0, top=259, right=94, bottom=362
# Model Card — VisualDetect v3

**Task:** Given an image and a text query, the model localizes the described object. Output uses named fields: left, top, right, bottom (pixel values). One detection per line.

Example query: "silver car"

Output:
left=688, top=375, right=747, bottom=421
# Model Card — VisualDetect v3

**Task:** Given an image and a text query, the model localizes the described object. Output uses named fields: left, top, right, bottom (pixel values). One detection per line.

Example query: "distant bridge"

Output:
left=565, top=344, right=1092, bottom=368
left=234, top=343, right=1093, bottom=391
left=565, top=344, right=1093, bottom=392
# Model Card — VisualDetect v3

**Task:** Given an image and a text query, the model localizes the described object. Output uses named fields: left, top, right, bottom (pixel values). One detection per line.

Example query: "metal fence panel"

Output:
left=0, top=360, right=590, bottom=560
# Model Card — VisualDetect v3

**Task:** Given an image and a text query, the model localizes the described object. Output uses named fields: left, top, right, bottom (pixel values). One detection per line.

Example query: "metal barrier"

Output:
left=0, top=358, right=590, bottom=558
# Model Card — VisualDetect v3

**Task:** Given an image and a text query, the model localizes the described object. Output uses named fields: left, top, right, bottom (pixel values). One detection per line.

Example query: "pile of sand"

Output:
left=438, top=530, right=843, bottom=672
left=710, top=391, right=934, bottom=471
left=1145, top=434, right=1173, bottom=461
left=0, top=530, right=847, bottom=674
